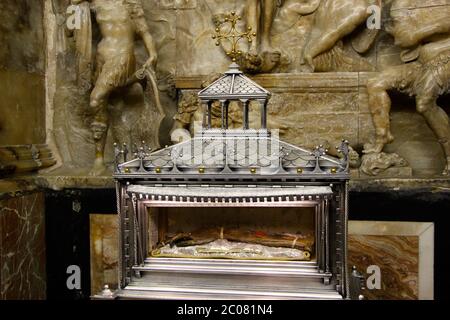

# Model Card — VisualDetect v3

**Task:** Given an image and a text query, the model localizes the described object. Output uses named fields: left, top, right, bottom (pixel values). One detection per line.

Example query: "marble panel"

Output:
left=90, top=214, right=119, bottom=296
left=349, top=221, right=434, bottom=300
left=0, top=192, right=46, bottom=300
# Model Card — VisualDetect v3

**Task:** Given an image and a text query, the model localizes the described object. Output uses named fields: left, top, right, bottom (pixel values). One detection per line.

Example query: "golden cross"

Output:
left=212, top=11, right=256, bottom=62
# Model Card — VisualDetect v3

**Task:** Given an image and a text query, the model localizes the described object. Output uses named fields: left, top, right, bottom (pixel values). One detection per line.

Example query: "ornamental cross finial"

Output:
left=212, top=11, right=256, bottom=62
left=311, top=145, right=328, bottom=173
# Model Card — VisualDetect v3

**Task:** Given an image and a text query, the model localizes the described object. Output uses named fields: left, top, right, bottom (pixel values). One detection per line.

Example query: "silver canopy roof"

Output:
left=198, top=63, right=270, bottom=101
left=114, top=130, right=350, bottom=180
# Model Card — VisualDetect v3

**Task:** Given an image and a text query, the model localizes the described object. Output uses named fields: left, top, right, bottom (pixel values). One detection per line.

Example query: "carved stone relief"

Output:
left=48, top=0, right=177, bottom=173
left=362, top=0, right=450, bottom=175
left=44, top=0, right=450, bottom=178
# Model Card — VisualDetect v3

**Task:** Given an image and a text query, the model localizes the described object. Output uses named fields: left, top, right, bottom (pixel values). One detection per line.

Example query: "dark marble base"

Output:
left=0, top=192, right=46, bottom=299
left=42, top=188, right=449, bottom=300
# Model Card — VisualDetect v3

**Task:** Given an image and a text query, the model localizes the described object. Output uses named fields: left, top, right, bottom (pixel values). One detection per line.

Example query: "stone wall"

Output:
left=0, top=0, right=48, bottom=300
left=0, top=0, right=46, bottom=145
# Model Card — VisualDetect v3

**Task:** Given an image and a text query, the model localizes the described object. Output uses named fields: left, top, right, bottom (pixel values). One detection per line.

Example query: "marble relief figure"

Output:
left=300, top=0, right=377, bottom=72
left=233, top=0, right=378, bottom=73
left=239, top=0, right=282, bottom=73
left=212, top=1, right=283, bottom=74
left=71, top=0, right=159, bottom=175
left=246, top=0, right=278, bottom=56
left=363, top=0, right=450, bottom=175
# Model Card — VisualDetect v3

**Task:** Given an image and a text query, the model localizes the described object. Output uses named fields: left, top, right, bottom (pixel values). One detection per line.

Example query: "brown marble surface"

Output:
left=90, top=214, right=119, bottom=296
left=0, top=192, right=46, bottom=299
left=348, top=234, right=419, bottom=300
